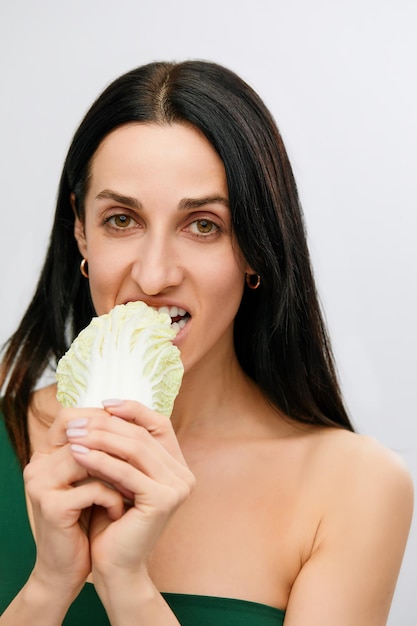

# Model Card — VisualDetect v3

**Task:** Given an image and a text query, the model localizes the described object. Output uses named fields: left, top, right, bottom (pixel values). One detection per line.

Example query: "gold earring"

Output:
left=80, top=258, right=89, bottom=278
left=246, top=273, right=261, bottom=289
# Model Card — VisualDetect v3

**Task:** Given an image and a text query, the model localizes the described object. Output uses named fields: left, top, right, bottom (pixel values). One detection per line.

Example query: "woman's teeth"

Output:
left=158, top=305, right=186, bottom=318
left=171, top=318, right=188, bottom=332
left=154, top=306, right=189, bottom=332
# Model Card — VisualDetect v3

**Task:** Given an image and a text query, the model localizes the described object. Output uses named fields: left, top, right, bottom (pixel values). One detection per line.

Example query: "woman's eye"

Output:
left=107, top=214, right=132, bottom=228
left=189, top=219, right=219, bottom=236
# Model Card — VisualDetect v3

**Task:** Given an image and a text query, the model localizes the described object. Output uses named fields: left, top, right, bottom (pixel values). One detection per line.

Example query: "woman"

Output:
left=0, top=60, right=413, bottom=625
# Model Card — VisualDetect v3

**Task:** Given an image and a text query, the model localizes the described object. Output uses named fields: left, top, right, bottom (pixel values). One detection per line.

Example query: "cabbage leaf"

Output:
left=56, top=301, right=183, bottom=416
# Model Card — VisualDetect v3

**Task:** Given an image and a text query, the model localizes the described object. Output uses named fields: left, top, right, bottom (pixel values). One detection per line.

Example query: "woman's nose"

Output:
left=131, top=233, right=183, bottom=296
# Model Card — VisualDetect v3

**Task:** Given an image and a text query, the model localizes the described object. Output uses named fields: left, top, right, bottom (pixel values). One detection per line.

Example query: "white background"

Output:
left=0, top=1, right=415, bottom=622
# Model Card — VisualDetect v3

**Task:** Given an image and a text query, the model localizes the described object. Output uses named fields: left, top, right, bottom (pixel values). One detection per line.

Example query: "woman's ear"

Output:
left=71, top=193, right=88, bottom=258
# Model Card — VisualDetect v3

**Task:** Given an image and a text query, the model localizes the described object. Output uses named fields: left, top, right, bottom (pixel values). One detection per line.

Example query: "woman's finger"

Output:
left=40, top=406, right=109, bottom=453
left=25, top=444, right=89, bottom=492
left=61, top=480, right=125, bottom=521
left=101, top=399, right=185, bottom=460
left=26, top=448, right=125, bottom=535
left=70, top=446, right=195, bottom=513
left=66, top=420, right=188, bottom=482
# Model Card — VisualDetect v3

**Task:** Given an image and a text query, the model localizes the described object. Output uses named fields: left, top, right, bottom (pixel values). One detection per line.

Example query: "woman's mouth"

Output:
left=153, top=306, right=191, bottom=333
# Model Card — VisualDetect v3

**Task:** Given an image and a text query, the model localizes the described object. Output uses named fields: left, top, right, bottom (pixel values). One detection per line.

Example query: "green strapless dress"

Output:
left=0, top=413, right=285, bottom=624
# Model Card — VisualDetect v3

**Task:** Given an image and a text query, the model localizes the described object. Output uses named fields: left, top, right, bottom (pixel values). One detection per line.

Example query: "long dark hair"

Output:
left=0, top=60, right=353, bottom=466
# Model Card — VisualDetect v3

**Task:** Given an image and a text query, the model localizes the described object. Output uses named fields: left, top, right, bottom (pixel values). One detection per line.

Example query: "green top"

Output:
left=0, top=413, right=285, bottom=625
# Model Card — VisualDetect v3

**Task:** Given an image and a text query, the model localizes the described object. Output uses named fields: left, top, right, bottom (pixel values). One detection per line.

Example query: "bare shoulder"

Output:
left=281, top=426, right=414, bottom=623
left=28, top=384, right=61, bottom=451
left=30, top=384, right=60, bottom=420
left=303, top=425, right=414, bottom=540
left=311, top=426, right=413, bottom=493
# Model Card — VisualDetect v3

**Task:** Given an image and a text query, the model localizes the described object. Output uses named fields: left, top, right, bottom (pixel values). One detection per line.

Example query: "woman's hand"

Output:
left=24, top=407, right=125, bottom=600
left=65, top=400, right=195, bottom=595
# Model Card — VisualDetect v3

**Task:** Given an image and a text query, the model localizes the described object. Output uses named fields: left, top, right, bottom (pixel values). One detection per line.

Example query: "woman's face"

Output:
left=74, top=122, right=251, bottom=373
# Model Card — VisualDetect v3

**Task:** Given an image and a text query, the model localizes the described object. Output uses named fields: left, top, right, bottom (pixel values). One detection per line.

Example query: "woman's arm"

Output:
left=284, top=436, right=414, bottom=625
left=0, top=407, right=125, bottom=625
left=0, top=570, right=84, bottom=626
left=91, top=569, right=181, bottom=626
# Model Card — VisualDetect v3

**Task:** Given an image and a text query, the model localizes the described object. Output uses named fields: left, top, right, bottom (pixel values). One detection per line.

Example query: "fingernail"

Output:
left=66, top=427, right=88, bottom=438
left=67, top=418, right=88, bottom=429
left=102, top=398, right=124, bottom=408
left=70, top=443, right=90, bottom=454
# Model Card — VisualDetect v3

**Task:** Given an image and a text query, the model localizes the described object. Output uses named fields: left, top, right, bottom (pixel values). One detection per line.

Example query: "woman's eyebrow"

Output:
left=95, top=189, right=142, bottom=209
left=178, top=195, right=229, bottom=211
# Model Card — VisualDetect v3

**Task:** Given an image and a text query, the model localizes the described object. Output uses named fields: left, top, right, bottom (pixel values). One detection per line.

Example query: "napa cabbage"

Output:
left=56, top=301, right=183, bottom=417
